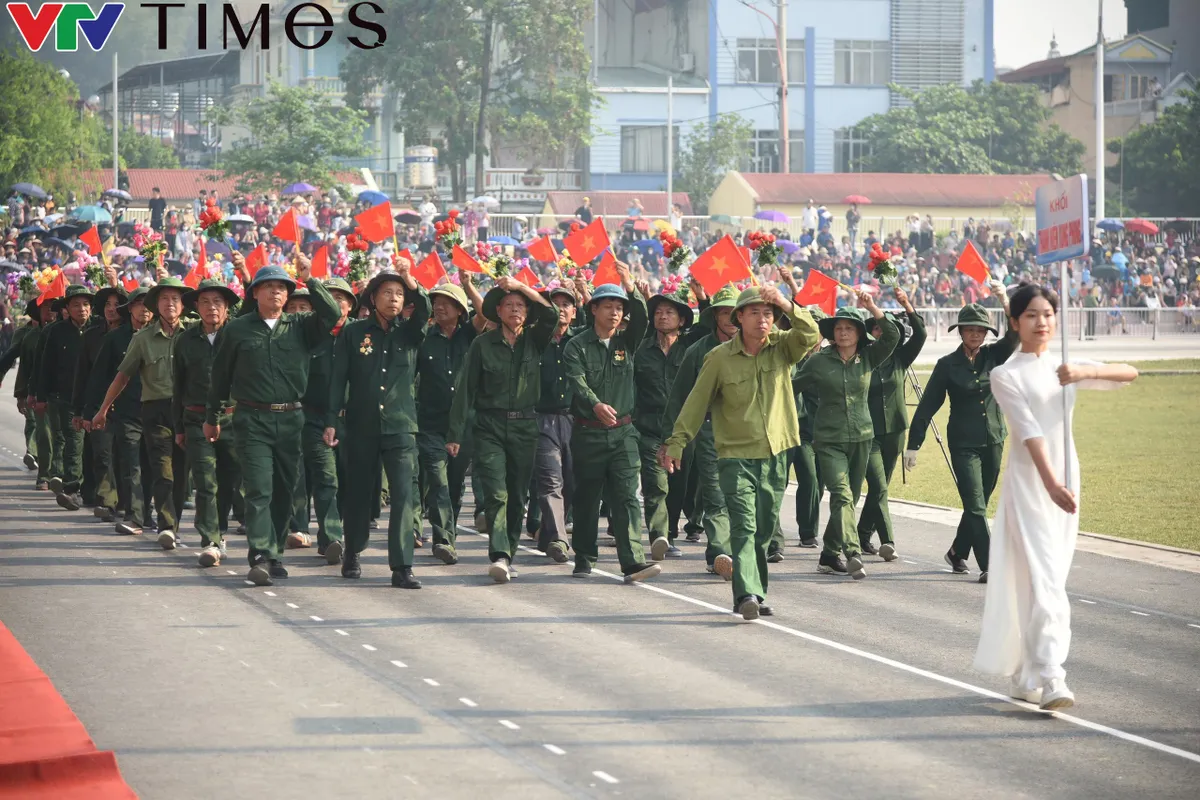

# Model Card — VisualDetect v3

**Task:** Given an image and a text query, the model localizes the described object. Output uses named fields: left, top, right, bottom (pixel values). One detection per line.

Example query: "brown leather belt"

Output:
left=238, top=400, right=302, bottom=412
left=575, top=415, right=632, bottom=429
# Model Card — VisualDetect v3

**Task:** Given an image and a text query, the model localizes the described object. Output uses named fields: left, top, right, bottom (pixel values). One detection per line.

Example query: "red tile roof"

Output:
left=51, top=169, right=366, bottom=205
left=545, top=191, right=692, bottom=217
left=736, top=172, right=1051, bottom=208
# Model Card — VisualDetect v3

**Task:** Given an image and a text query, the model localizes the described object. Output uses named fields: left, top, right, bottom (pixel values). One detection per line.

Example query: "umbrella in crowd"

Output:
left=1096, top=218, right=1124, bottom=232
left=0, top=260, right=22, bottom=272
left=754, top=209, right=789, bottom=223
left=110, top=246, right=139, bottom=258
left=164, top=259, right=187, bottom=277
left=842, top=194, right=871, bottom=204
left=44, top=237, right=73, bottom=250
left=103, top=188, right=132, bottom=202
left=68, top=205, right=112, bottom=223
left=487, top=236, right=520, bottom=246
left=44, top=213, right=63, bottom=224
left=556, top=220, right=576, bottom=233
left=17, top=225, right=46, bottom=240
left=631, top=238, right=664, bottom=256
left=710, top=214, right=738, bottom=225
left=471, top=196, right=500, bottom=208
left=652, top=220, right=675, bottom=236
left=227, top=214, right=255, bottom=224
left=203, top=240, right=233, bottom=260
left=51, top=222, right=89, bottom=240
left=298, top=215, right=319, bottom=232
left=779, top=239, right=800, bottom=255
left=1091, top=264, right=1122, bottom=281
left=358, top=190, right=390, bottom=206
left=10, top=182, right=46, bottom=199
left=394, top=209, right=421, bottom=225
left=282, top=182, right=317, bottom=195
left=628, top=218, right=650, bottom=232
left=1163, top=219, right=1193, bottom=234
left=1125, top=218, right=1159, bottom=235
left=536, top=227, right=556, bottom=236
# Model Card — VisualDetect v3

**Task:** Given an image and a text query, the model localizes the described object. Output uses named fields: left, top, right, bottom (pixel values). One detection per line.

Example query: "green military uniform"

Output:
left=36, top=285, right=94, bottom=504
left=908, top=304, right=1016, bottom=573
left=0, top=309, right=43, bottom=471
left=74, top=286, right=126, bottom=517
left=329, top=273, right=430, bottom=582
left=31, top=315, right=63, bottom=484
left=564, top=285, right=663, bottom=580
left=662, top=285, right=739, bottom=572
left=415, top=283, right=476, bottom=561
left=173, top=279, right=244, bottom=551
left=447, top=286, right=556, bottom=575
left=117, top=278, right=191, bottom=538
left=665, top=290, right=819, bottom=612
left=789, top=379, right=822, bottom=545
left=793, top=308, right=898, bottom=576
left=634, top=291, right=708, bottom=550
left=290, top=278, right=357, bottom=557
left=208, top=267, right=340, bottom=582
left=857, top=310, right=928, bottom=551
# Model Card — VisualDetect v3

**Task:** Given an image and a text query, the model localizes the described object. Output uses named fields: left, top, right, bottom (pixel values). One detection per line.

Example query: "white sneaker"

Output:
left=1010, top=675, right=1042, bottom=704
left=712, top=554, right=734, bottom=582
left=650, top=537, right=669, bottom=562
left=847, top=554, right=866, bottom=580
left=475, top=512, right=490, bottom=533
left=157, top=530, right=177, bottom=550
left=1039, top=678, right=1075, bottom=711
left=488, top=558, right=511, bottom=584
left=286, top=531, right=312, bottom=549
left=879, top=543, right=898, bottom=562
left=197, top=545, right=221, bottom=568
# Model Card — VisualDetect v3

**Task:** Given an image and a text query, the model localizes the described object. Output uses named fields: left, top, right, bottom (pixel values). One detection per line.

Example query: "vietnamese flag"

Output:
left=795, top=269, right=839, bottom=316
left=527, top=236, right=557, bottom=263
left=954, top=240, right=990, bottom=283
left=272, top=207, right=302, bottom=242
left=563, top=218, right=610, bottom=265
left=412, top=251, right=447, bottom=290
left=244, top=243, right=268, bottom=277
left=451, top=244, right=484, bottom=274
left=37, top=270, right=68, bottom=304
left=593, top=250, right=621, bottom=286
left=122, top=277, right=139, bottom=293
left=183, top=244, right=207, bottom=288
left=310, top=244, right=329, bottom=278
left=354, top=202, right=395, bottom=243
left=393, top=248, right=416, bottom=270
left=689, top=235, right=751, bottom=297
left=78, top=225, right=102, bottom=255
left=515, top=265, right=541, bottom=288
left=739, top=246, right=753, bottom=267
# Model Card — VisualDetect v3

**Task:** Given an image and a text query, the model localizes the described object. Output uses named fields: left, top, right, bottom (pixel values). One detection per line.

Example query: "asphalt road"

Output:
left=0, top=389, right=1197, bottom=799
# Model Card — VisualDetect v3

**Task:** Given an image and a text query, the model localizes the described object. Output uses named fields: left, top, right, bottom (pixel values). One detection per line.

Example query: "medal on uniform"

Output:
left=360, top=333, right=374, bottom=355
left=614, top=349, right=626, bottom=362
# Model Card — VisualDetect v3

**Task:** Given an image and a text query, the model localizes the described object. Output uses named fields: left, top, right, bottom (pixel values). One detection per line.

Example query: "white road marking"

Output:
left=1131, top=611, right=1150, bottom=617
left=459, top=698, right=477, bottom=707
left=499, top=720, right=519, bottom=730
left=264, top=591, right=276, bottom=597
left=239, top=660, right=251, bottom=668
left=423, top=678, right=440, bottom=686
left=544, top=744, right=566, bottom=756
left=215, top=645, right=224, bottom=651
left=194, top=629, right=205, bottom=635
left=1078, top=599, right=1097, bottom=604
left=362, top=644, right=377, bottom=652
left=335, top=629, right=349, bottom=636
left=243, top=580, right=255, bottom=586
left=593, top=771, right=619, bottom=784
left=903, top=560, right=918, bottom=565
left=226, top=570, right=237, bottom=575
left=1189, top=624, right=1200, bottom=630
left=286, top=603, right=299, bottom=609
left=310, top=615, right=323, bottom=622
left=390, top=660, right=407, bottom=668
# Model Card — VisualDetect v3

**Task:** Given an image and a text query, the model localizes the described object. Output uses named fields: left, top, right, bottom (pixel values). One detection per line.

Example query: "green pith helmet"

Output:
left=53, top=283, right=96, bottom=311
left=948, top=303, right=998, bottom=336
left=481, top=286, right=531, bottom=324
left=700, top=283, right=738, bottom=328
left=144, top=276, right=188, bottom=315
left=324, top=276, right=358, bottom=315
left=817, top=306, right=873, bottom=343
left=429, top=282, right=470, bottom=317
left=648, top=289, right=694, bottom=330
left=183, top=278, right=240, bottom=310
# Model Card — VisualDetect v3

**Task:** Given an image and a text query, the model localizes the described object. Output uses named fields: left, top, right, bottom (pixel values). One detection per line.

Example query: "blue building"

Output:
left=586, top=0, right=994, bottom=190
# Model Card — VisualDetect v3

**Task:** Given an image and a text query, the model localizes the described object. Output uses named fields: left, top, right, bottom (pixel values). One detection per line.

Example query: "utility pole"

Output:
left=666, top=75, right=674, bottom=206
left=112, top=52, right=119, bottom=190
left=778, top=0, right=789, bottom=173
left=1094, top=1, right=1105, bottom=228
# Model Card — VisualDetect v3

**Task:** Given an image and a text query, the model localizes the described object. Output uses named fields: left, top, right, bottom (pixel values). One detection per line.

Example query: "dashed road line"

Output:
left=310, top=615, right=323, bottom=622
left=1131, top=610, right=1150, bottom=617
left=459, top=698, right=477, bottom=707
left=499, top=719, right=520, bottom=730
left=335, top=629, right=349, bottom=636
left=390, top=660, right=407, bottom=668
left=593, top=771, right=619, bottom=784
left=264, top=591, right=276, bottom=597
left=362, top=644, right=377, bottom=652
left=1078, top=599, right=1097, bottom=604
left=286, top=602, right=299, bottom=609
left=423, top=678, right=440, bottom=686
left=543, top=744, right=566, bottom=756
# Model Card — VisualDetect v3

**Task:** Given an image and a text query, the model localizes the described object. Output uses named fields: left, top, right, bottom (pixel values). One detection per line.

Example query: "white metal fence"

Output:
left=917, top=307, right=1199, bottom=342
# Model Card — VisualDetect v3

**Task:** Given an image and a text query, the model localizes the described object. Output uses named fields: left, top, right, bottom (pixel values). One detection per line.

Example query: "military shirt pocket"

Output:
left=721, top=371, right=757, bottom=407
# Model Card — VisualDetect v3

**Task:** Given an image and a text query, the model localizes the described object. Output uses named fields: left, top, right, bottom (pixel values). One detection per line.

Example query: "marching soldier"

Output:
left=415, top=277, right=485, bottom=565
left=329, top=267, right=430, bottom=589
left=29, top=301, right=67, bottom=490
left=857, top=287, right=927, bottom=556
left=661, top=286, right=819, bottom=619
left=36, top=284, right=93, bottom=511
left=446, top=276, right=556, bottom=583
left=205, top=257, right=340, bottom=587
left=0, top=297, right=53, bottom=477
left=563, top=267, right=663, bottom=583
left=73, top=279, right=125, bottom=521
left=173, top=278, right=244, bottom=568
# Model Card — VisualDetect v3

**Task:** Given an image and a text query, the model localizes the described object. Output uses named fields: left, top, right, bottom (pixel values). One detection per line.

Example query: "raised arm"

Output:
left=461, top=273, right=487, bottom=333
left=445, top=336, right=481, bottom=448
left=1057, top=359, right=1137, bottom=390
left=892, top=287, right=927, bottom=369
left=661, top=350, right=721, bottom=469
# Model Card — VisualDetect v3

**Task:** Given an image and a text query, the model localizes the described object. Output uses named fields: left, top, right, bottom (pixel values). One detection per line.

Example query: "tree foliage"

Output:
left=854, top=81, right=1086, bottom=175
left=211, top=81, right=371, bottom=195
left=676, top=114, right=754, bottom=215
left=341, top=0, right=597, bottom=200
left=1109, top=89, right=1200, bottom=216
left=90, top=126, right=182, bottom=170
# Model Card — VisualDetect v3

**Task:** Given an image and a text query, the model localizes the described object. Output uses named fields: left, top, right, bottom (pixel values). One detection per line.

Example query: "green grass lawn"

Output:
left=890, top=370, right=1200, bottom=551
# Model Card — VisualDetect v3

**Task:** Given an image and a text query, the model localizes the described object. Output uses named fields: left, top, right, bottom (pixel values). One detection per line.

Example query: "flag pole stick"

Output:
left=906, top=366, right=958, bottom=486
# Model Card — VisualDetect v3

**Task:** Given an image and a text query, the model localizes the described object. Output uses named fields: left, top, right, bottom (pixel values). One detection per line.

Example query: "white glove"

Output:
left=987, top=279, right=1007, bottom=297
left=903, top=450, right=918, bottom=470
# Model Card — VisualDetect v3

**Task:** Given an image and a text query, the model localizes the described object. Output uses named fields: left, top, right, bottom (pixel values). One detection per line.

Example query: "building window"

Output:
left=736, top=38, right=805, bottom=84
left=620, top=125, right=679, bottom=173
left=834, top=127, right=870, bottom=172
left=1127, top=74, right=1151, bottom=99
left=834, top=40, right=890, bottom=85
left=746, top=129, right=805, bottom=173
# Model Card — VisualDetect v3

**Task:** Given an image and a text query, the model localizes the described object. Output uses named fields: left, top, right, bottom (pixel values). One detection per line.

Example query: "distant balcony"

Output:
left=302, top=75, right=346, bottom=95
left=1104, top=96, right=1159, bottom=119
left=484, top=169, right=582, bottom=191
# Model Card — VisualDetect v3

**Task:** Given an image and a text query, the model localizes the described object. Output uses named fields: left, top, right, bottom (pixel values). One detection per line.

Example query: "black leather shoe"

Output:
left=945, top=549, right=970, bottom=574
left=859, top=539, right=879, bottom=556
left=268, top=560, right=288, bottom=579
left=817, top=552, right=848, bottom=574
left=342, top=551, right=361, bottom=579
left=392, top=567, right=422, bottom=589
left=759, top=605, right=774, bottom=617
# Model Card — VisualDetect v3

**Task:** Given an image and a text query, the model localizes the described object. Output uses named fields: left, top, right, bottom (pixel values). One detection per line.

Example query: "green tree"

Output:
left=854, top=81, right=1085, bottom=175
left=1109, top=89, right=1200, bottom=216
left=112, top=128, right=182, bottom=169
left=212, top=81, right=371, bottom=195
left=340, top=0, right=597, bottom=201
left=675, top=114, right=754, bottom=215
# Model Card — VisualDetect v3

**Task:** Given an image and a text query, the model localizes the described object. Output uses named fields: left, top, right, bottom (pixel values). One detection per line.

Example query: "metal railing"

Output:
left=917, top=307, right=1199, bottom=342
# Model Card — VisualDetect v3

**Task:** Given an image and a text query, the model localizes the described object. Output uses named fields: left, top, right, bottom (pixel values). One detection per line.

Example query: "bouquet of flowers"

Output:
left=199, top=197, right=230, bottom=241
left=659, top=272, right=692, bottom=306
left=434, top=208, right=463, bottom=250
left=746, top=230, right=780, bottom=266
left=659, top=231, right=692, bottom=273
left=6, top=271, right=21, bottom=303
left=478, top=243, right=514, bottom=279
left=18, top=271, right=35, bottom=297
left=32, top=265, right=62, bottom=292
left=75, top=251, right=104, bottom=289
left=132, top=221, right=168, bottom=266
left=867, top=241, right=898, bottom=286
left=341, top=233, right=371, bottom=287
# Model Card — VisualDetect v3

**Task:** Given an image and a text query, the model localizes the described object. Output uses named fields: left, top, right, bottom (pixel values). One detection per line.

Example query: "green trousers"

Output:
left=691, top=422, right=731, bottom=567
left=950, top=444, right=1003, bottom=572
left=570, top=426, right=647, bottom=574
left=789, top=441, right=821, bottom=540
left=183, top=411, right=240, bottom=547
left=33, top=407, right=51, bottom=482
left=23, top=406, right=36, bottom=456
left=141, top=400, right=184, bottom=533
left=681, top=438, right=705, bottom=534
left=637, top=431, right=670, bottom=543
left=416, top=429, right=471, bottom=550
left=47, top=399, right=83, bottom=492
left=90, top=427, right=118, bottom=512
left=344, top=431, right=416, bottom=571
left=81, top=434, right=96, bottom=505
left=857, top=431, right=903, bottom=546
left=115, top=416, right=147, bottom=527
left=718, top=453, right=787, bottom=603
left=473, top=413, right=538, bottom=563
left=816, top=439, right=872, bottom=558
left=234, top=407, right=303, bottom=564
left=290, top=415, right=343, bottom=548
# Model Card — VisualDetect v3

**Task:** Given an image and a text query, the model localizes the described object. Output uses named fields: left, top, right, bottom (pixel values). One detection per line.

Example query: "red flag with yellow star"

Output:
left=412, top=251, right=446, bottom=289
left=593, top=250, right=621, bottom=286
left=563, top=218, right=609, bottom=265
left=690, top=235, right=750, bottom=296
left=795, top=269, right=839, bottom=316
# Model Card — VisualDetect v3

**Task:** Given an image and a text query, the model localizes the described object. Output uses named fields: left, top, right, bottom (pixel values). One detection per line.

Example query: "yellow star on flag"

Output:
left=711, top=256, right=729, bottom=275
